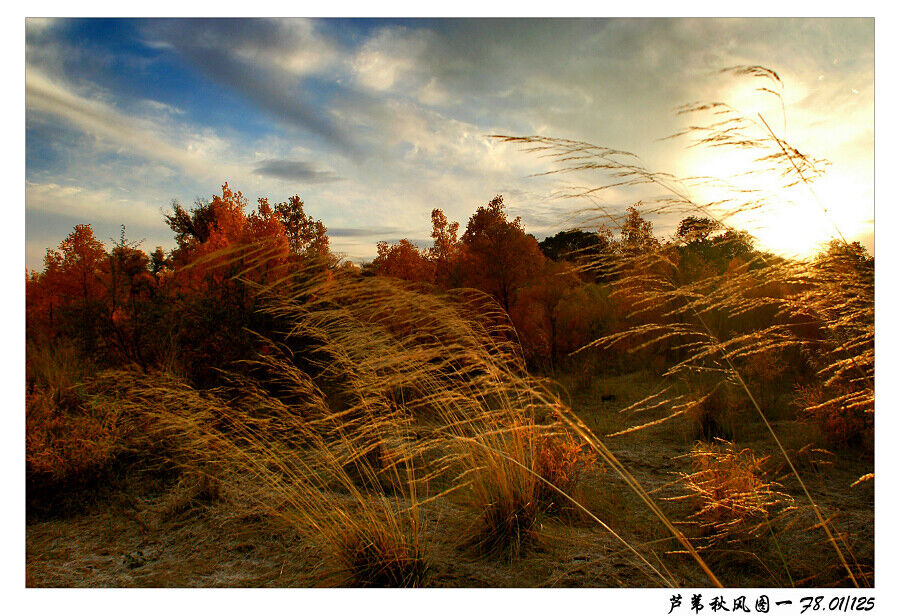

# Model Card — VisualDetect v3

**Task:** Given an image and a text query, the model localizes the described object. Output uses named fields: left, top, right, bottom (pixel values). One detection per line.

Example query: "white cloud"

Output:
left=25, top=18, right=57, bottom=35
left=352, top=27, right=430, bottom=92
left=26, top=67, right=250, bottom=183
left=24, top=19, right=874, bottom=268
left=233, top=18, right=340, bottom=77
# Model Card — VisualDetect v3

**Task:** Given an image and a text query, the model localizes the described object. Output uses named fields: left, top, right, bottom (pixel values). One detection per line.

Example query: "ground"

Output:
left=25, top=370, right=874, bottom=588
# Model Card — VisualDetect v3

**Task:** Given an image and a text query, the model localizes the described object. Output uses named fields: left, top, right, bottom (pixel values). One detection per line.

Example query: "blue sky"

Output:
left=25, top=18, right=874, bottom=269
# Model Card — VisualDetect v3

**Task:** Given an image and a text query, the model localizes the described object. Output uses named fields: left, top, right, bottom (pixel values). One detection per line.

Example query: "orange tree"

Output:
left=27, top=224, right=109, bottom=353
left=163, top=183, right=305, bottom=384
left=458, top=195, right=545, bottom=313
left=372, top=239, right=435, bottom=284
left=429, top=208, right=462, bottom=287
left=510, top=260, right=581, bottom=370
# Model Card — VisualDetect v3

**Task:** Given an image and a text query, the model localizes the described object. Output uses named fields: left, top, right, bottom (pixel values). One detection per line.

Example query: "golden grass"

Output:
left=670, top=439, right=795, bottom=548
left=26, top=65, right=871, bottom=589
left=493, top=65, right=872, bottom=587
left=59, top=245, right=724, bottom=587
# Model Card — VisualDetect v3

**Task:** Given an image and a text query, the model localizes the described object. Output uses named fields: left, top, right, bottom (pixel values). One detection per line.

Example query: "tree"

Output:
left=538, top=227, right=616, bottom=282
left=149, top=246, right=172, bottom=275
left=162, top=183, right=314, bottom=384
left=459, top=195, right=545, bottom=312
left=372, top=239, right=435, bottom=283
left=244, top=197, right=291, bottom=278
left=674, top=216, right=755, bottom=279
left=274, top=195, right=330, bottom=259
left=676, top=216, right=720, bottom=244
left=711, top=230, right=754, bottom=264
left=554, top=282, right=621, bottom=362
left=815, top=239, right=873, bottom=272
left=32, top=225, right=109, bottom=350
left=620, top=204, right=659, bottom=255
left=103, top=227, right=157, bottom=367
left=539, top=228, right=610, bottom=262
left=165, top=183, right=303, bottom=288
left=59, top=224, right=108, bottom=300
left=165, top=183, right=248, bottom=256
left=428, top=208, right=461, bottom=287
left=510, top=260, right=580, bottom=369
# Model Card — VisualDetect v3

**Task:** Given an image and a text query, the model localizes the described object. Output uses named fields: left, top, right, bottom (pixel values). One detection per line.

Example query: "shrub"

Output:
left=462, top=425, right=545, bottom=559
left=534, top=427, right=599, bottom=512
left=674, top=439, right=794, bottom=548
left=460, top=419, right=600, bottom=558
left=336, top=519, right=430, bottom=587
left=26, top=389, right=121, bottom=485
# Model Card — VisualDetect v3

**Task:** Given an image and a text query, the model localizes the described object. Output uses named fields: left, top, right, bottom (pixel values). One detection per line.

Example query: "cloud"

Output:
left=25, top=68, right=244, bottom=181
left=144, top=19, right=361, bottom=159
left=162, top=18, right=339, bottom=77
left=352, top=27, right=430, bottom=92
left=183, top=45, right=359, bottom=157
left=327, top=226, right=407, bottom=238
left=253, top=159, right=341, bottom=183
left=24, top=19, right=873, bottom=268
left=26, top=181, right=162, bottom=228
left=25, top=17, right=58, bottom=35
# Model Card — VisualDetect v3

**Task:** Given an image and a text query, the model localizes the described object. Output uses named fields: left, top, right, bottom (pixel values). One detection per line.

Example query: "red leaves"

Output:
left=372, top=239, right=435, bottom=283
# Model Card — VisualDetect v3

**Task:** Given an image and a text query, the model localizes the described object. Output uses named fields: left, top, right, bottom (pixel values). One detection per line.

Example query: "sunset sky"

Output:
left=25, top=18, right=874, bottom=269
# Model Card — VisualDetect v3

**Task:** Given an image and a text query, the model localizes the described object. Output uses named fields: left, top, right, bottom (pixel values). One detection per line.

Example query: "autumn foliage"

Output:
left=25, top=183, right=334, bottom=495
left=26, top=177, right=872, bottom=532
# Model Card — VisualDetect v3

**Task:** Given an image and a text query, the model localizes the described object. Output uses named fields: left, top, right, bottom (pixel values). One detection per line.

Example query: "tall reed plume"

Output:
left=493, top=65, right=872, bottom=587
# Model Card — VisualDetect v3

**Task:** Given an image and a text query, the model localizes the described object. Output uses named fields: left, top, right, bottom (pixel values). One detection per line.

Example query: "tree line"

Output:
left=27, top=182, right=873, bottom=383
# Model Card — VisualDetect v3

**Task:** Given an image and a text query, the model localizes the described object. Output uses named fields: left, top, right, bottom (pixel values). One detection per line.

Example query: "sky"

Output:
left=25, top=18, right=874, bottom=269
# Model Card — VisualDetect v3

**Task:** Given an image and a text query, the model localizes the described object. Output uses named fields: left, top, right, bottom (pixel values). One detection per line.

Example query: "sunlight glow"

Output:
left=672, top=117, right=872, bottom=259
left=658, top=70, right=873, bottom=261
left=699, top=171, right=871, bottom=260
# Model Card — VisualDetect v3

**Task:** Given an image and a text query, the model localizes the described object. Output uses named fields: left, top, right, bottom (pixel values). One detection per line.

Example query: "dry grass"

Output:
left=26, top=65, right=871, bottom=589
left=493, top=65, right=872, bottom=587
left=59, top=257, right=718, bottom=587
left=25, top=340, right=126, bottom=497
left=26, top=388, right=123, bottom=483
left=670, top=439, right=795, bottom=549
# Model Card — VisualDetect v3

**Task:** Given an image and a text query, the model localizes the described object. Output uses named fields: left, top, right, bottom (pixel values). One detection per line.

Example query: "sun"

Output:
left=740, top=173, right=873, bottom=260
left=663, top=75, right=873, bottom=261
left=744, top=194, right=836, bottom=259
left=673, top=138, right=871, bottom=260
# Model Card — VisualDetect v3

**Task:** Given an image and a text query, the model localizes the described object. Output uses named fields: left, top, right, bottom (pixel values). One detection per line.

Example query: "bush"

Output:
left=336, top=516, right=430, bottom=587
left=26, top=389, right=121, bottom=485
left=463, top=425, right=545, bottom=559
left=25, top=385, right=130, bottom=519
left=674, top=439, right=794, bottom=548
left=534, top=427, right=599, bottom=513
left=462, top=420, right=599, bottom=558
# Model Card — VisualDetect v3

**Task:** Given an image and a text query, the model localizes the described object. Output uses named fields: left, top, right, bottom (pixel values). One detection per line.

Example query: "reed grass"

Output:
left=26, top=64, right=870, bottom=588
left=493, top=65, right=872, bottom=587
left=669, top=439, right=796, bottom=548
left=65, top=238, right=725, bottom=586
